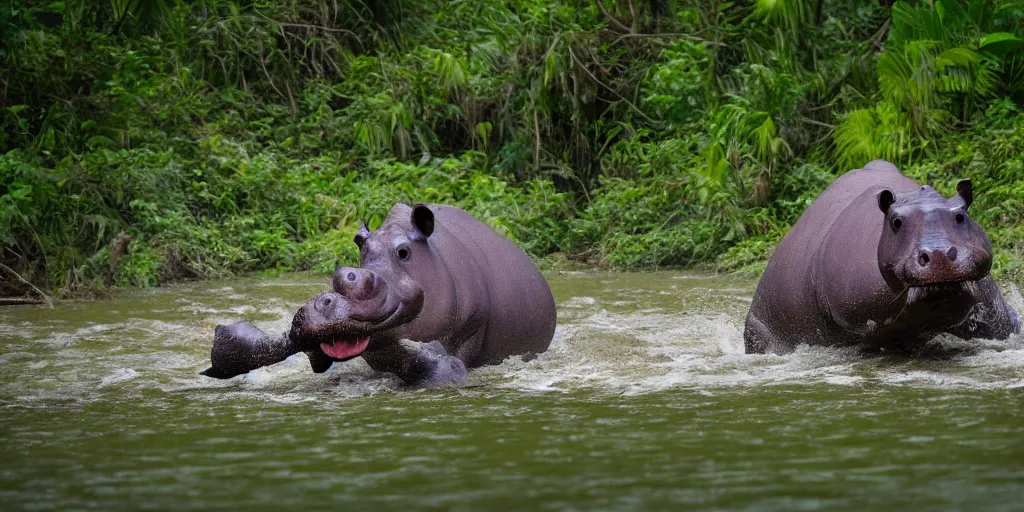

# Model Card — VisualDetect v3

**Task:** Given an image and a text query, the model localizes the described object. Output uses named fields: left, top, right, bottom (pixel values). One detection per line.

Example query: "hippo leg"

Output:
left=411, top=340, right=469, bottom=386
left=200, top=321, right=301, bottom=379
left=743, top=313, right=788, bottom=354
left=362, top=339, right=468, bottom=387
left=945, top=277, right=1021, bottom=340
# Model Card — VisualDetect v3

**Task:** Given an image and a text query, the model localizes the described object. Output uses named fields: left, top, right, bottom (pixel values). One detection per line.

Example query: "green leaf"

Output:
left=474, top=122, right=492, bottom=148
left=979, top=32, right=1024, bottom=57
left=9, top=182, right=31, bottom=200
left=935, top=0, right=967, bottom=28
left=544, top=47, right=561, bottom=87
left=87, top=135, right=115, bottom=148
left=936, top=47, right=981, bottom=70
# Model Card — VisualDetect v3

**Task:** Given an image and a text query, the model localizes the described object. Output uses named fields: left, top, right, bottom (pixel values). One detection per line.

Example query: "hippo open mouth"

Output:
left=289, top=291, right=414, bottom=361
left=320, top=336, right=371, bottom=360
left=907, top=282, right=972, bottom=305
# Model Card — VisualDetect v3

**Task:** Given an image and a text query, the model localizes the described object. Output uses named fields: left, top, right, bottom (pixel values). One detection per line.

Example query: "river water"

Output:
left=1, top=271, right=1022, bottom=510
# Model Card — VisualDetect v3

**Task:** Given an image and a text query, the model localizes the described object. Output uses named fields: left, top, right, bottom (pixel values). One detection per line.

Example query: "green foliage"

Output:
left=833, top=102, right=915, bottom=170
left=642, top=41, right=712, bottom=125
left=754, top=0, right=816, bottom=35
left=1, top=0, right=1023, bottom=296
left=834, top=0, right=1024, bottom=166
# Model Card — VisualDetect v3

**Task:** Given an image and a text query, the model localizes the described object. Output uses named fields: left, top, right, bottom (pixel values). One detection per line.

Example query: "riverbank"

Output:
left=2, top=1, right=1022, bottom=297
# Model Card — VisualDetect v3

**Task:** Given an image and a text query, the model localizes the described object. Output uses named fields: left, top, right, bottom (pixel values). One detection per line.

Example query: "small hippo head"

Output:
left=876, top=180, right=993, bottom=290
left=290, top=203, right=435, bottom=360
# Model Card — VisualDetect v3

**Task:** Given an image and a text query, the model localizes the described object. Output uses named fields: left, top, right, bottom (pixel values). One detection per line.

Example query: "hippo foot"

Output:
left=403, top=340, right=468, bottom=387
left=201, top=321, right=296, bottom=379
left=743, top=313, right=789, bottom=354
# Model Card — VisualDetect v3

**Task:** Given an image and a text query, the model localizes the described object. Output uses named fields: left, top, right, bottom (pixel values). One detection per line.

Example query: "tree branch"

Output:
left=256, top=12, right=366, bottom=52
left=609, top=32, right=725, bottom=47
left=627, top=0, right=638, bottom=33
left=0, top=263, right=53, bottom=308
left=798, top=116, right=836, bottom=129
left=595, top=0, right=633, bottom=33
left=533, top=99, right=541, bottom=172
left=567, top=45, right=655, bottom=124
left=869, top=18, right=892, bottom=52
left=255, top=40, right=291, bottom=109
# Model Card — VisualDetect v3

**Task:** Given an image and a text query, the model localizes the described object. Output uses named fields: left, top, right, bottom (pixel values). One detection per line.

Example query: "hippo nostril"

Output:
left=918, top=252, right=930, bottom=267
left=347, top=271, right=356, bottom=282
left=947, top=247, right=958, bottom=261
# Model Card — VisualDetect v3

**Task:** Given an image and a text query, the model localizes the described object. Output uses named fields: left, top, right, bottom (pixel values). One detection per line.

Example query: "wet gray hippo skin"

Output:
left=202, top=203, right=557, bottom=386
left=745, top=160, right=1020, bottom=354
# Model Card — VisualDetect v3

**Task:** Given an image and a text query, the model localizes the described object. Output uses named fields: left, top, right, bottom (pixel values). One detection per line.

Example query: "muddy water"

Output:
left=1, top=272, right=1022, bottom=510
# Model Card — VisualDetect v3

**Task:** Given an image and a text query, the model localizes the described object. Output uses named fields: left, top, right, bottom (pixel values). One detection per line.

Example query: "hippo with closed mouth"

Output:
left=201, top=202, right=557, bottom=386
left=744, top=160, right=1020, bottom=354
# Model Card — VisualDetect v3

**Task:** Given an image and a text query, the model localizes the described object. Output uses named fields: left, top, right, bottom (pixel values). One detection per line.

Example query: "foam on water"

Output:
left=0, top=273, right=1021, bottom=404
left=484, top=305, right=1023, bottom=394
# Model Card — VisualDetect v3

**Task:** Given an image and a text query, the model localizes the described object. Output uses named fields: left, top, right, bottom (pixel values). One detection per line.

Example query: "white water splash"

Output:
left=1, top=274, right=1021, bottom=402
left=483, top=284, right=1024, bottom=394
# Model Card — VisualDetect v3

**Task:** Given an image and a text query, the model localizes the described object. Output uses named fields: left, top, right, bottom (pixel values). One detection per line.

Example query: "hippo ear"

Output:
left=411, top=203, right=434, bottom=240
left=354, top=224, right=370, bottom=248
left=956, top=179, right=973, bottom=209
left=877, top=189, right=896, bottom=214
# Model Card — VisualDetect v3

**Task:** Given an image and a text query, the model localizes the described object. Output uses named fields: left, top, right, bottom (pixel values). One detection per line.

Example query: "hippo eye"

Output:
left=955, top=212, right=965, bottom=224
left=891, top=217, right=903, bottom=231
left=397, top=246, right=410, bottom=261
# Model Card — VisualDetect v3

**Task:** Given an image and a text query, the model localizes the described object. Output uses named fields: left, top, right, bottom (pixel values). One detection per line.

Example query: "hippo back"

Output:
left=747, top=160, right=920, bottom=347
left=419, top=205, right=556, bottom=366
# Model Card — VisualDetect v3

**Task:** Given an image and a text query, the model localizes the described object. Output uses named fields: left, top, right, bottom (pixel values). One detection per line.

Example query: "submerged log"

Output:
left=0, top=297, right=48, bottom=306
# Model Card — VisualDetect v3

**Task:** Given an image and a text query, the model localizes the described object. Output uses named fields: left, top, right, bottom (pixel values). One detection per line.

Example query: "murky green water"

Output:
left=1, top=272, right=1022, bottom=510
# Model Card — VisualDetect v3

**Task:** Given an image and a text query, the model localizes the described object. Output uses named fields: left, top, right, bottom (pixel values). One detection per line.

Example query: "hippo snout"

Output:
left=916, top=247, right=958, bottom=268
left=908, top=245, right=960, bottom=282
left=906, top=243, right=991, bottom=285
left=297, top=292, right=351, bottom=325
left=291, top=292, right=353, bottom=343
left=313, top=293, right=338, bottom=313
left=332, top=267, right=380, bottom=299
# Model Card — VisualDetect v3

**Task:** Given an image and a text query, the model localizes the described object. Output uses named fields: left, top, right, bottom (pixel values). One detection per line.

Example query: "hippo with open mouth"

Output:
left=201, top=203, right=557, bottom=386
left=744, top=160, right=1020, bottom=354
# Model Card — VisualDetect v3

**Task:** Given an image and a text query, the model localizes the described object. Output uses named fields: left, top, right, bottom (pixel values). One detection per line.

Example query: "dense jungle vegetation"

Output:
left=1, top=0, right=1023, bottom=297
